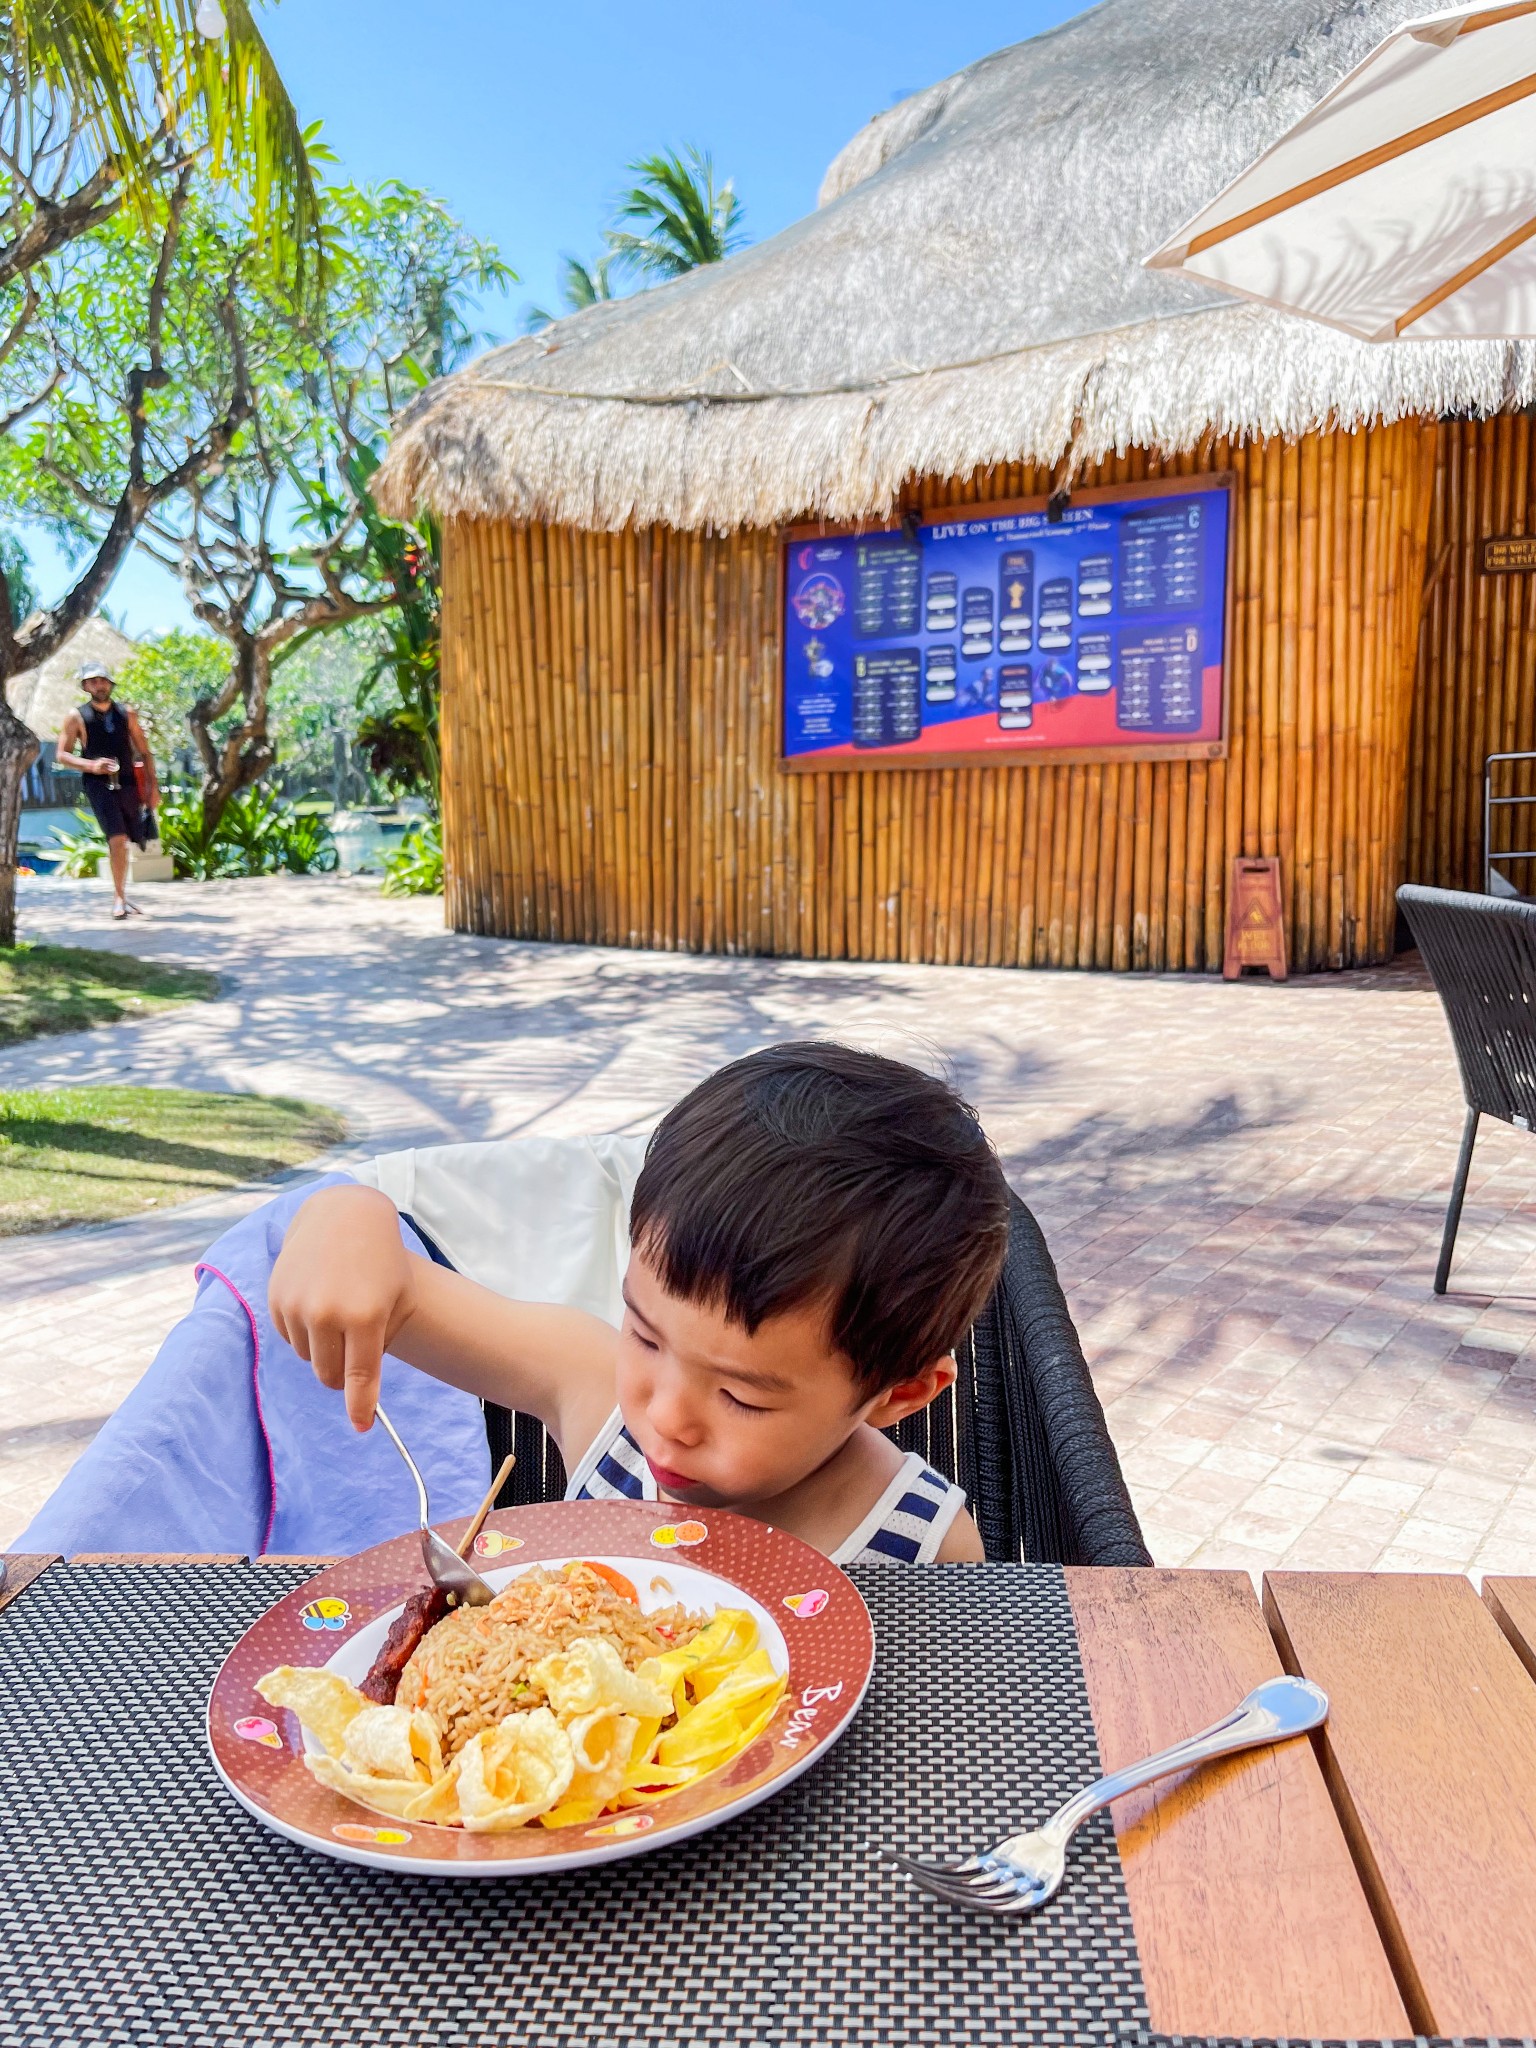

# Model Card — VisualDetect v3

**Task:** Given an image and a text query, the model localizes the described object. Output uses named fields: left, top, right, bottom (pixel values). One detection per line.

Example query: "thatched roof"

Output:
left=377, top=0, right=1536, bottom=534
left=5, top=615, right=138, bottom=738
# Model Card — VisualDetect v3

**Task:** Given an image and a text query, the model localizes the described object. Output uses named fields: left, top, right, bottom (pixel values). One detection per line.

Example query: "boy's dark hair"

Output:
left=630, top=1043, right=1010, bottom=1396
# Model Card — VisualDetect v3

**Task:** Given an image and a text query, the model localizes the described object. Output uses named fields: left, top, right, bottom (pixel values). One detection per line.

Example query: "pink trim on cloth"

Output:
left=14, top=1171, right=489, bottom=1558
left=196, top=1261, right=278, bottom=1558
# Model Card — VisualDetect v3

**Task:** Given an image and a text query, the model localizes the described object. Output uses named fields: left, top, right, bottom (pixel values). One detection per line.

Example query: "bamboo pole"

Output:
left=500, top=525, right=539, bottom=934
left=1164, top=762, right=1187, bottom=971
left=438, top=521, right=469, bottom=929
left=1092, top=764, right=1118, bottom=970
left=600, top=530, right=628, bottom=945
left=484, top=523, right=527, bottom=935
left=529, top=527, right=567, bottom=935
left=1277, top=439, right=1301, bottom=954
left=1074, top=764, right=1102, bottom=969
left=1312, top=433, right=1337, bottom=965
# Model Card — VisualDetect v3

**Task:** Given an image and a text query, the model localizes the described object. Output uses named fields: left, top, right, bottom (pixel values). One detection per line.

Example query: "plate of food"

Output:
left=208, top=1497, right=875, bottom=1874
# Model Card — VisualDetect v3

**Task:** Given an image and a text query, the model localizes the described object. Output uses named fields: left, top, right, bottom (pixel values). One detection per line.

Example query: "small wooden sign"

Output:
left=1483, top=536, right=1536, bottom=575
left=1224, top=856, right=1288, bottom=981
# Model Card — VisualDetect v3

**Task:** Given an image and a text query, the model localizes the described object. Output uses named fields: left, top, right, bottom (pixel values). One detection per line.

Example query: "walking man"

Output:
left=56, top=662, right=159, bottom=919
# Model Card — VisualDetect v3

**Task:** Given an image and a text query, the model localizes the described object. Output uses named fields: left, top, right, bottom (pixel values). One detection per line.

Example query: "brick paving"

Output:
left=3, top=872, right=1535, bottom=1574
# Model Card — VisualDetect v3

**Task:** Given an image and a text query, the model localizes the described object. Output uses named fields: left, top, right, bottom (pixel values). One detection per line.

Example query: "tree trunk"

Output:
left=190, top=638, right=275, bottom=839
left=0, top=687, right=41, bottom=950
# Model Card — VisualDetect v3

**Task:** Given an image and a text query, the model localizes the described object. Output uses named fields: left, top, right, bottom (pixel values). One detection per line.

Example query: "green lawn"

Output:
left=0, top=1086, right=347, bottom=1234
left=0, top=943, right=219, bottom=1047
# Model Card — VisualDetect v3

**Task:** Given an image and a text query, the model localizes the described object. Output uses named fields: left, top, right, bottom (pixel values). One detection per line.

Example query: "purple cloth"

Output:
left=18, top=1174, right=491, bottom=1558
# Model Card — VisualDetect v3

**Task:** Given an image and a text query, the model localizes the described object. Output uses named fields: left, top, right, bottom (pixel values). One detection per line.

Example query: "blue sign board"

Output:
left=782, top=481, right=1231, bottom=765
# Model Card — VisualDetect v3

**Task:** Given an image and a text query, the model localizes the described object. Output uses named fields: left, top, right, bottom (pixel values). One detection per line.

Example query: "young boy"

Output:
left=271, top=1042, right=1011, bottom=1563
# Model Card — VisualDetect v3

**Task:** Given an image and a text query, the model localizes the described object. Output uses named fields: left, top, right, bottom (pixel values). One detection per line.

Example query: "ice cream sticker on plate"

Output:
left=782, top=1589, right=829, bottom=1618
left=651, top=1521, right=708, bottom=1548
left=233, top=1715, right=283, bottom=1748
left=333, top=1823, right=410, bottom=1845
left=473, top=1529, right=525, bottom=1557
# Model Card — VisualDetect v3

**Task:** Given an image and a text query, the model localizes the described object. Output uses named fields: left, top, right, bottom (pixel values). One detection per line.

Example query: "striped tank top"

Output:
left=563, top=1408, right=967, bottom=1565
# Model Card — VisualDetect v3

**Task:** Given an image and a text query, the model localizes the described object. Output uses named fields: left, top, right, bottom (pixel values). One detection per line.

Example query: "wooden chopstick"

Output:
left=455, top=1454, right=516, bottom=1559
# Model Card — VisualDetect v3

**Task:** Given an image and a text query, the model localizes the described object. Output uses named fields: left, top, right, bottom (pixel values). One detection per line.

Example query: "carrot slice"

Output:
left=569, top=1558, right=638, bottom=1604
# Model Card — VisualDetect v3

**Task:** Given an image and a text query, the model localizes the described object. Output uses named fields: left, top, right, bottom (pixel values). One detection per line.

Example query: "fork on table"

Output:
left=884, top=1673, right=1328, bottom=1915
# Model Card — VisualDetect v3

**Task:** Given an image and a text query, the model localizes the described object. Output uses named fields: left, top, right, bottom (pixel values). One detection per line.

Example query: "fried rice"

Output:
left=396, top=1564, right=705, bottom=1757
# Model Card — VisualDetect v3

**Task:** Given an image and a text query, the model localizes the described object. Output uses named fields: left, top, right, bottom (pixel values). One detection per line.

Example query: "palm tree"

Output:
left=524, top=252, right=616, bottom=334
left=4, top=0, right=319, bottom=282
left=606, top=146, right=744, bottom=281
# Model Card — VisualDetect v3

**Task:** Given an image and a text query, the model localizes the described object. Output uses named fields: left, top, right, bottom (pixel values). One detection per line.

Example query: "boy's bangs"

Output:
left=631, top=1184, right=856, bottom=1344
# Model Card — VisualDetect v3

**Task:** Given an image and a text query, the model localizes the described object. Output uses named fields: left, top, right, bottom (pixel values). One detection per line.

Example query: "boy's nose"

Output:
left=647, top=1381, right=702, bottom=1446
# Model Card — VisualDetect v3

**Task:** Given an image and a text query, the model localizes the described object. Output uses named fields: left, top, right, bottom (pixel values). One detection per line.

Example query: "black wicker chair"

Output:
left=418, top=1190, right=1150, bottom=1567
left=1397, top=883, right=1536, bottom=1294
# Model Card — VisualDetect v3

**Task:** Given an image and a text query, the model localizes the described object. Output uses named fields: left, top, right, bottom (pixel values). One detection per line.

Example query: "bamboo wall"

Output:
left=1407, top=414, right=1536, bottom=896
left=441, top=418, right=1438, bottom=972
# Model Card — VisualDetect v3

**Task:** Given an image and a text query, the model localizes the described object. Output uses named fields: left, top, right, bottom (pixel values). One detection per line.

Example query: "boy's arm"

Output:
left=268, top=1183, right=616, bottom=1443
left=934, top=1505, right=985, bottom=1563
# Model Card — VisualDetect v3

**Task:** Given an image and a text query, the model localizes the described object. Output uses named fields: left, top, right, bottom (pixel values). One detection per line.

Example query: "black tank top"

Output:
left=79, top=699, right=137, bottom=782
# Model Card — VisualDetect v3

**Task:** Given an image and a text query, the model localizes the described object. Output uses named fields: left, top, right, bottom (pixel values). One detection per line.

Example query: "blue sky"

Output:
left=34, top=0, right=1091, bottom=636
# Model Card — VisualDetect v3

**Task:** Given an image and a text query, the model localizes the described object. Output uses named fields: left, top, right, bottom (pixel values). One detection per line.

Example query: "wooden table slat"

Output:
left=68, top=1552, right=249, bottom=1565
left=0, top=1553, right=57, bottom=1615
left=1483, top=1576, right=1536, bottom=1686
left=1265, top=1569, right=1536, bottom=2038
left=1066, top=1566, right=1409, bottom=2039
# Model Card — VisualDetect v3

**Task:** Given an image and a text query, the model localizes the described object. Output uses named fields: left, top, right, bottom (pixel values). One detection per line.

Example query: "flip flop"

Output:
left=111, top=905, right=128, bottom=920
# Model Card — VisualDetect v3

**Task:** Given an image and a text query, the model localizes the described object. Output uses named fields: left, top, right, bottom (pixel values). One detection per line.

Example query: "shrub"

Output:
left=155, top=786, right=339, bottom=880
left=39, top=787, right=338, bottom=883
left=50, top=812, right=107, bottom=879
left=380, top=817, right=443, bottom=897
left=153, top=790, right=241, bottom=880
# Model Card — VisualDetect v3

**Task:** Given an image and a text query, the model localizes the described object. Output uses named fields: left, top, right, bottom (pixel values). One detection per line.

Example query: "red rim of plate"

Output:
left=207, top=1498, right=875, bottom=1876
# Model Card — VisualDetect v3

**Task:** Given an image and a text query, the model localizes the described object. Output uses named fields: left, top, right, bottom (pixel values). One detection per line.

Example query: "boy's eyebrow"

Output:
left=716, top=1364, right=796, bottom=1395
left=622, top=1286, right=796, bottom=1394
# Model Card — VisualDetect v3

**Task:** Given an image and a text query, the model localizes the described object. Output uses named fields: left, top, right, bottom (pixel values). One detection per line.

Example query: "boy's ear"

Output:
left=861, top=1355, right=957, bottom=1428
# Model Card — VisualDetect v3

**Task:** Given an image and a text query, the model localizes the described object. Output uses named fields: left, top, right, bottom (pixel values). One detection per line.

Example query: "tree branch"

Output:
left=11, top=285, right=253, bottom=676
left=125, top=163, right=192, bottom=491
left=0, top=359, right=61, bottom=439
left=0, top=159, right=123, bottom=291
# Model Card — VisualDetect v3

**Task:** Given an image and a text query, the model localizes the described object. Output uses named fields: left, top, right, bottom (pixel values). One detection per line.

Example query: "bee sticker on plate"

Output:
left=782, top=1589, right=829, bottom=1619
left=233, top=1715, right=283, bottom=1748
left=332, top=1823, right=410, bottom=1846
left=586, top=1812, right=654, bottom=1839
left=651, top=1520, right=708, bottom=1549
left=473, top=1529, right=525, bottom=1558
left=300, top=1596, right=350, bottom=1633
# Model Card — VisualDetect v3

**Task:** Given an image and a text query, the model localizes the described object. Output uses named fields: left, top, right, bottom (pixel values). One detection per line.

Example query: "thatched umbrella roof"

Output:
left=377, top=0, right=1536, bottom=534
left=5, top=615, right=138, bottom=739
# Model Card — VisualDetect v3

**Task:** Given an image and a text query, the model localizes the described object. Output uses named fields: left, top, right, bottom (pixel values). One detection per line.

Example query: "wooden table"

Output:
left=8, top=1553, right=1536, bottom=2041
left=1068, top=1566, right=1536, bottom=2039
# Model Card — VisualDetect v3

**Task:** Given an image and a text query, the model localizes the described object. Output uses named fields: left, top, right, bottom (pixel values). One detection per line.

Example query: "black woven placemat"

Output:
left=0, top=1562, right=1145, bottom=2048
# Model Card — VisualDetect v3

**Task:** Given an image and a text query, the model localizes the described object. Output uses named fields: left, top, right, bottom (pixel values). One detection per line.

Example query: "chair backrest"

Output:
left=361, top=1135, right=1149, bottom=1566
left=355, top=1131, right=646, bottom=1508
left=888, top=1193, right=1150, bottom=1565
left=1397, top=885, right=1536, bottom=1128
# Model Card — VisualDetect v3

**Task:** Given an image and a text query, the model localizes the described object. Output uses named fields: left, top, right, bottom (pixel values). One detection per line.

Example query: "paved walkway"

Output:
left=4, top=873, right=1535, bottom=1576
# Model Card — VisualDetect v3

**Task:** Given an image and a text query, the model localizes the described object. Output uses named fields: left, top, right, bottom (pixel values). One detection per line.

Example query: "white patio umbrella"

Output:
left=1145, top=0, right=1536, bottom=340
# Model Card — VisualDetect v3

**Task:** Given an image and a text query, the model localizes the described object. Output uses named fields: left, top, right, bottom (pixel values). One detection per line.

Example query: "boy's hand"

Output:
left=269, top=1185, right=418, bottom=1431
